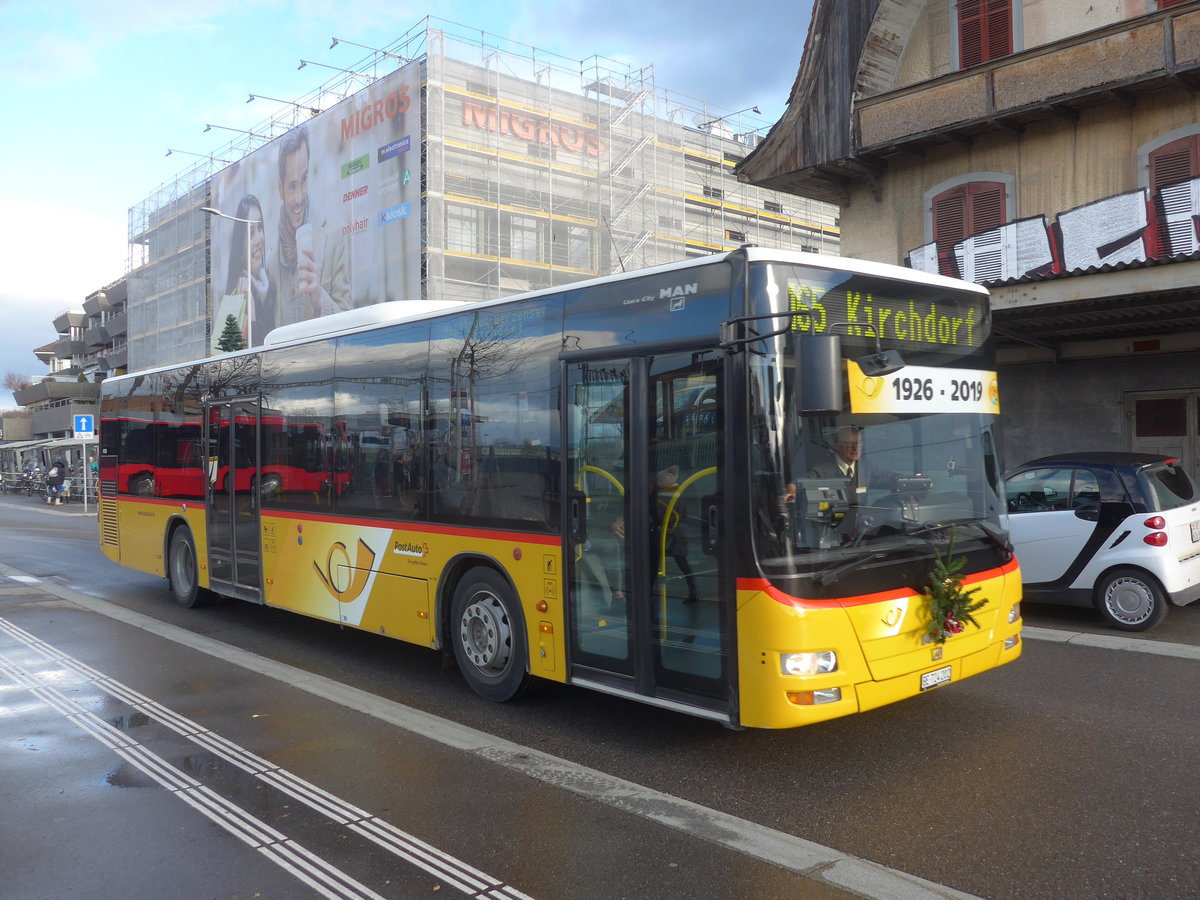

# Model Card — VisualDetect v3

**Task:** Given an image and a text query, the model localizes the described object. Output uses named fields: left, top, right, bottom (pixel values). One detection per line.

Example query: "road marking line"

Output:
left=0, top=566, right=984, bottom=900
left=0, top=614, right=534, bottom=900
left=0, top=647, right=385, bottom=900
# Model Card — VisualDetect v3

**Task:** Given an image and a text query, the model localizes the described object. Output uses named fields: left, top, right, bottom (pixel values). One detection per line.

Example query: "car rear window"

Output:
left=1143, top=463, right=1197, bottom=511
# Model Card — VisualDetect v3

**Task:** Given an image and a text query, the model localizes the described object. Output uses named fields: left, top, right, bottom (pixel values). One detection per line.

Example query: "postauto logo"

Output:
left=313, top=538, right=376, bottom=604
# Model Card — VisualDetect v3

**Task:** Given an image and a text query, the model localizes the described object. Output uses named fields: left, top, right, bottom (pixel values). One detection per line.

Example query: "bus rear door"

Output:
left=206, top=398, right=263, bottom=603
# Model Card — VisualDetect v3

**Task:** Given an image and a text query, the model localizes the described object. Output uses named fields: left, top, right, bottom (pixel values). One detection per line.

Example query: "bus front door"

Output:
left=566, top=353, right=729, bottom=717
left=206, top=399, right=263, bottom=603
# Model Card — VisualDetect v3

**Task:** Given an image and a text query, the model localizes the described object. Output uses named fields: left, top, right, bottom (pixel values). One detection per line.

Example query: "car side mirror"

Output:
left=1074, top=503, right=1100, bottom=522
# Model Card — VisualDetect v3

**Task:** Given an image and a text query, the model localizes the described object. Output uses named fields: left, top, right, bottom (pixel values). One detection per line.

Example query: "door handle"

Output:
left=568, top=491, right=588, bottom=544
left=705, top=502, right=719, bottom=552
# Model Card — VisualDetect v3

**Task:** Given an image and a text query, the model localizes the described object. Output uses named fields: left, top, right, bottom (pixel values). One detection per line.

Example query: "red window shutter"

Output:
left=1149, top=136, right=1200, bottom=256
left=933, top=191, right=967, bottom=277
left=931, top=181, right=1008, bottom=277
left=969, top=183, right=1005, bottom=232
left=1157, top=0, right=1192, bottom=9
left=959, top=0, right=1012, bottom=68
left=1150, top=143, right=1197, bottom=190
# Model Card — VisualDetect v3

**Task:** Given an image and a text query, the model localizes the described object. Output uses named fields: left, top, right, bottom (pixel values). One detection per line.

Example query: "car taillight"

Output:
left=1144, top=531, right=1168, bottom=547
left=1144, top=516, right=1165, bottom=530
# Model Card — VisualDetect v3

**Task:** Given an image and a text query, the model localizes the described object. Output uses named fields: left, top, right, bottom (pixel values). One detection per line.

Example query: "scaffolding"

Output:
left=125, top=16, right=840, bottom=370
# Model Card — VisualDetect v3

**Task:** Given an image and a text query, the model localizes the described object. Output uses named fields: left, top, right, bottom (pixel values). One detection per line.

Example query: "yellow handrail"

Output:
left=657, top=466, right=717, bottom=638
left=575, top=464, right=625, bottom=496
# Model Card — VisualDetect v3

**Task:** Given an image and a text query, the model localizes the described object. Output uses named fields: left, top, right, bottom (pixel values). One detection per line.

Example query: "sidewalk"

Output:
left=0, top=489, right=98, bottom=517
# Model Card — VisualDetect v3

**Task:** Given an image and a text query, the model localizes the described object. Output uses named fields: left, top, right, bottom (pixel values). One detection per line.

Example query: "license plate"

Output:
left=920, top=665, right=952, bottom=691
left=1191, top=521, right=1200, bottom=543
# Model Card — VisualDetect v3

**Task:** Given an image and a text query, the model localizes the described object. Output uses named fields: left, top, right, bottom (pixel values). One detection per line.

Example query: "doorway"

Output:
left=565, top=351, right=729, bottom=710
left=205, top=398, right=263, bottom=602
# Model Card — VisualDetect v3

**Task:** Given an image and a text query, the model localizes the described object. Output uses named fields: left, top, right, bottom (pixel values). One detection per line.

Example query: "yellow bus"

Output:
left=98, top=248, right=1021, bottom=729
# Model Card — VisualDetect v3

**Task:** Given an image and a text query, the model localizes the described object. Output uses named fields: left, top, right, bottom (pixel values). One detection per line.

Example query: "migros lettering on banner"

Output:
left=461, top=100, right=605, bottom=158
left=340, top=84, right=412, bottom=142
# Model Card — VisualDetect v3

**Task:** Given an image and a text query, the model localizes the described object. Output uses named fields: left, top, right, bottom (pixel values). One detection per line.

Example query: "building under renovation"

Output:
left=126, top=17, right=839, bottom=372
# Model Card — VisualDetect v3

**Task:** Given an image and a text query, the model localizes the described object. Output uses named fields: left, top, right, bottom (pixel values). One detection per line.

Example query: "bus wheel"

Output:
left=451, top=567, right=534, bottom=702
left=168, top=528, right=208, bottom=609
left=1096, top=568, right=1167, bottom=632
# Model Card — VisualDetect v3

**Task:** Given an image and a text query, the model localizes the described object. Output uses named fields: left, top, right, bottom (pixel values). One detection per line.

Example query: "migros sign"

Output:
left=461, top=100, right=605, bottom=158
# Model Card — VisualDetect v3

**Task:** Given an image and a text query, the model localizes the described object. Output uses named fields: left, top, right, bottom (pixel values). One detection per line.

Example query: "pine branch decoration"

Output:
left=921, top=529, right=987, bottom=644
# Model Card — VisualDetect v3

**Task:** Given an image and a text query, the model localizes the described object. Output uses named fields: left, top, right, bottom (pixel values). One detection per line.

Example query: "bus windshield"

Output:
left=745, top=262, right=1006, bottom=579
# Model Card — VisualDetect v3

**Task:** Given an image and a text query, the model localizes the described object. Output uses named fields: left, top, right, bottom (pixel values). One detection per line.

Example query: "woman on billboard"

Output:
left=221, top=194, right=277, bottom=347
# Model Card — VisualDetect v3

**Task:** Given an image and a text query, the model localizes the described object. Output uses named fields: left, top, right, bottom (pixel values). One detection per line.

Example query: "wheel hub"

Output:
left=1105, top=577, right=1153, bottom=624
left=460, top=595, right=510, bottom=671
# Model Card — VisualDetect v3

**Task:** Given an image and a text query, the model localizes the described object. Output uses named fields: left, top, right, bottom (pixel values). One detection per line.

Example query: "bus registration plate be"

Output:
left=920, top=665, right=952, bottom=691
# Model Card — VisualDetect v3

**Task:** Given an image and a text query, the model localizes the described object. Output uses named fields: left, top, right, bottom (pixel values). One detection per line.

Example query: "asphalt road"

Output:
left=1, top=494, right=1197, bottom=899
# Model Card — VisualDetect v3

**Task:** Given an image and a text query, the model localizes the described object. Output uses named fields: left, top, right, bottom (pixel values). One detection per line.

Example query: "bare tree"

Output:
left=3, top=372, right=32, bottom=393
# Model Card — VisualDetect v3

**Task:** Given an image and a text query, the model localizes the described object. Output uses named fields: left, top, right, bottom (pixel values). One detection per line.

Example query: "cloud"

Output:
left=0, top=293, right=62, bottom=411
left=0, top=201, right=126, bottom=300
left=506, top=0, right=811, bottom=120
left=0, top=199, right=125, bottom=410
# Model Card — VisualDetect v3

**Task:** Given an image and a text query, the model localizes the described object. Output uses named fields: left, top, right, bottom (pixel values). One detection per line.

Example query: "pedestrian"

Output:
left=45, top=457, right=66, bottom=505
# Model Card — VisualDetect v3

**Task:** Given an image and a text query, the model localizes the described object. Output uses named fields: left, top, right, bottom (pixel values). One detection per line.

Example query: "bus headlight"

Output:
left=1009, top=602, right=1021, bottom=624
left=781, top=651, right=837, bottom=676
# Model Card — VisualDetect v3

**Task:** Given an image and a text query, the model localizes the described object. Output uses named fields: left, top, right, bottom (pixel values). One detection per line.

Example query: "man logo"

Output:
left=314, top=538, right=377, bottom=603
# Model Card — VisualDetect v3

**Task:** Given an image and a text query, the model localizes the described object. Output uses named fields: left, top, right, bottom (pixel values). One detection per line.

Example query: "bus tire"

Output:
left=168, top=527, right=209, bottom=609
left=450, top=567, right=535, bottom=702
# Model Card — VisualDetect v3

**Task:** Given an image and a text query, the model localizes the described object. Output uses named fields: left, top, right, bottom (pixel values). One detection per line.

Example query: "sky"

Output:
left=0, top=0, right=814, bottom=410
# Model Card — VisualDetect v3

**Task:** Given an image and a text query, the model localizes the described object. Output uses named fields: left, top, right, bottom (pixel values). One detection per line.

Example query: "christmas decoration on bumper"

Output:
left=921, top=530, right=987, bottom=644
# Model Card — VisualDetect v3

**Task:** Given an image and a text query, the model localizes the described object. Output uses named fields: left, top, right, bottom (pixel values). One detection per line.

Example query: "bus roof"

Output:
left=103, top=248, right=987, bottom=388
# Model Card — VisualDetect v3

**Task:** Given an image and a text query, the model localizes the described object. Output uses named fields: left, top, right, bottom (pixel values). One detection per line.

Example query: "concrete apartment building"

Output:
left=738, top=0, right=1200, bottom=473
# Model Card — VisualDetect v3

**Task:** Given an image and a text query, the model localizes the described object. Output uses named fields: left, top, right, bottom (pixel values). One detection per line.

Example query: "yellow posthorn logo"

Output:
left=314, top=538, right=377, bottom=603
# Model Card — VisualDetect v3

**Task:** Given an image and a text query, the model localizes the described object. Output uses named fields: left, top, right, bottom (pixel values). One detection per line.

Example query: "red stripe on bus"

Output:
left=739, top=557, right=1019, bottom=610
left=263, top=508, right=562, bottom=546
left=113, top=496, right=207, bottom=510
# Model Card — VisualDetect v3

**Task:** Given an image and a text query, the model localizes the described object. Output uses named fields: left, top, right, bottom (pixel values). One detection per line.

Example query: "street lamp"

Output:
left=247, top=94, right=321, bottom=116
left=200, top=206, right=255, bottom=348
left=697, top=105, right=762, bottom=131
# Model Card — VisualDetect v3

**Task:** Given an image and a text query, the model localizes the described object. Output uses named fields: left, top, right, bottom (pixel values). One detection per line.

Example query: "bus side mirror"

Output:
left=795, top=333, right=843, bottom=416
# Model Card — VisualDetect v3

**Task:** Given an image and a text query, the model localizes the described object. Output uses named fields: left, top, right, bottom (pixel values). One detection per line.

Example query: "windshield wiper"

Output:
left=905, top=518, right=1013, bottom=557
left=815, top=551, right=888, bottom=586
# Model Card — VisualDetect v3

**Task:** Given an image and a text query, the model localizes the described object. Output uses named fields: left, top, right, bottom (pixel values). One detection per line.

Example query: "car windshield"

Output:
left=1144, top=462, right=1197, bottom=511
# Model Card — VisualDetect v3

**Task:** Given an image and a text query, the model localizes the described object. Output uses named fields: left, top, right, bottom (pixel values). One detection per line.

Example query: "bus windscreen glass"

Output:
left=746, top=263, right=1005, bottom=582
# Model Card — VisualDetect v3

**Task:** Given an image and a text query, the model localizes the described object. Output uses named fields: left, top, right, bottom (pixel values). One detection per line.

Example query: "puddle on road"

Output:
left=106, top=711, right=152, bottom=730
left=103, top=751, right=229, bottom=789
left=103, top=763, right=158, bottom=789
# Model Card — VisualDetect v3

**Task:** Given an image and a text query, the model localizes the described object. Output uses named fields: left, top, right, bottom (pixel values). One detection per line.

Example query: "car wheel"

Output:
left=168, top=527, right=211, bottom=608
left=450, top=567, right=536, bottom=702
left=1095, top=567, right=1167, bottom=632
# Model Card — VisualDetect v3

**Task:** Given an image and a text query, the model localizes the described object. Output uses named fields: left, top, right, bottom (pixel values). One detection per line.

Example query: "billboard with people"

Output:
left=209, top=60, right=422, bottom=351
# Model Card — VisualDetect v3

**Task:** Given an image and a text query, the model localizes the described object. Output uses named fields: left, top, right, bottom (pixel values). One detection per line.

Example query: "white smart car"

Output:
left=1005, top=452, right=1200, bottom=631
